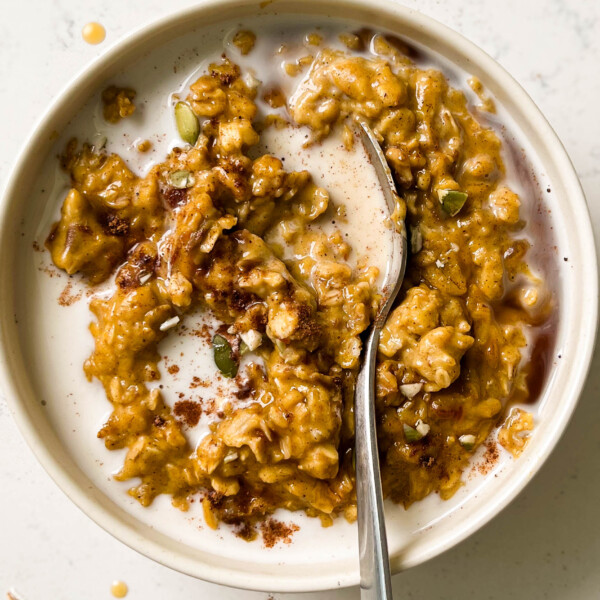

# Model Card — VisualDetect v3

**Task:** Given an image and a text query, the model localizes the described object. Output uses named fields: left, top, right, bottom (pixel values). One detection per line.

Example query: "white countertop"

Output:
left=1, top=1, right=599, bottom=598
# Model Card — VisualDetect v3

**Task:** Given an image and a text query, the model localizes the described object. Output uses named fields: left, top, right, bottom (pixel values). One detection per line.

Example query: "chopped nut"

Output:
left=415, top=419, right=430, bottom=438
left=459, top=434, right=477, bottom=450
left=159, top=316, right=180, bottom=331
left=240, top=329, right=262, bottom=351
left=399, top=382, right=423, bottom=398
left=243, top=71, right=261, bottom=90
left=223, top=451, right=239, bottom=463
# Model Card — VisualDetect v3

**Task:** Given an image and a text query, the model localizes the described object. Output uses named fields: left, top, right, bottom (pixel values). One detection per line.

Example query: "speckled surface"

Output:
left=1, top=1, right=599, bottom=599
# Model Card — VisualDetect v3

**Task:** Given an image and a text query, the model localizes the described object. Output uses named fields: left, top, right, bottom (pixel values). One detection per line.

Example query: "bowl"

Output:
left=0, top=0, right=596, bottom=592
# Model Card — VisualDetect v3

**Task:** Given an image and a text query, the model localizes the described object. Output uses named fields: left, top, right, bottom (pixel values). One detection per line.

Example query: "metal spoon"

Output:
left=355, top=121, right=407, bottom=600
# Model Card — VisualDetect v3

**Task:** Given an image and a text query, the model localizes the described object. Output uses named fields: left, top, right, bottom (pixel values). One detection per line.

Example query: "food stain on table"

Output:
left=110, top=580, right=128, bottom=598
left=82, top=22, right=106, bottom=45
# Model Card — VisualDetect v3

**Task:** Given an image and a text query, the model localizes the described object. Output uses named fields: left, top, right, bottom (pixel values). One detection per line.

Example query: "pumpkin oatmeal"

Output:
left=45, top=28, right=551, bottom=535
left=102, top=85, right=136, bottom=124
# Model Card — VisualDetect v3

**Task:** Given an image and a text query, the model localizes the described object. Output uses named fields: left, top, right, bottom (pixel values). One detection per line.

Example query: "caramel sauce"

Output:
left=524, top=331, right=554, bottom=403
left=82, top=22, right=106, bottom=45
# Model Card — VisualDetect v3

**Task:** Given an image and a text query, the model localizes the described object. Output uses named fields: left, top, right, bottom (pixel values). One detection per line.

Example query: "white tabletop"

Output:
left=1, top=1, right=599, bottom=598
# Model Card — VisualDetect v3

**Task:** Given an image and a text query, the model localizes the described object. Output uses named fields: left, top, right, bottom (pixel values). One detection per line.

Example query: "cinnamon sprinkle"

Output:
left=58, top=281, right=82, bottom=306
left=173, top=400, right=202, bottom=427
left=190, top=324, right=212, bottom=344
left=260, top=518, right=299, bottom=548
left=190, top=376, right=209, bottom=389
left=477, top=440, right=499, bottom=475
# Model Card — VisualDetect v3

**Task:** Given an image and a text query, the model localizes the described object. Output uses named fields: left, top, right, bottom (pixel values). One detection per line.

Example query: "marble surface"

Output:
left=1, top=0, right=599, bottom=598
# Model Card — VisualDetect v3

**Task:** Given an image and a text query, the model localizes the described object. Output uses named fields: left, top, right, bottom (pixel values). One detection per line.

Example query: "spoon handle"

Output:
left=355, top=325, right=394, bottom=600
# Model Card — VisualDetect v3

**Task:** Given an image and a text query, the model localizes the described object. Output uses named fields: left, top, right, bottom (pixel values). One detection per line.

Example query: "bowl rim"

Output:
left=0, top=0, right=597, bottom=592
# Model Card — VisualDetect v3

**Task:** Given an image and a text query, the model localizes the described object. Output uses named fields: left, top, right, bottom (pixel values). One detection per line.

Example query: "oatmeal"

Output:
left=102, top=86, right=136, bottom=123
left=45, top=28, right=550, bottom=532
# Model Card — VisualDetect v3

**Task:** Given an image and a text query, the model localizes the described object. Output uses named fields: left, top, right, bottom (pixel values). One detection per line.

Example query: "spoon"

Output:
left=258, top=121, right=406, bottom=595
left=354, top=121, right=407, bottom=600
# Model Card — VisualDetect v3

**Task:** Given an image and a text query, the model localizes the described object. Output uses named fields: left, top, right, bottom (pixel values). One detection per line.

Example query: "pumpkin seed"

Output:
left=403, top=423, right=424, bottom=443
left=169, top=170, right=195, bottom=189
left=212, top=334, right=238, bottom=378
left=240, top=329, right=262, bottom=351
left=273, top=338, right=286, bottom=354
left=174, top=101, right=200, bottom=145
left=410, top=225, right=423, bottom=254
left=438, top=189, right=468, bottom=217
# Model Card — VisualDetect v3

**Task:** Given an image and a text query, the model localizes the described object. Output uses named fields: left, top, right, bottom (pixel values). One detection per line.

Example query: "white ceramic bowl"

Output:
left=0, top=0, right=597, bottom=592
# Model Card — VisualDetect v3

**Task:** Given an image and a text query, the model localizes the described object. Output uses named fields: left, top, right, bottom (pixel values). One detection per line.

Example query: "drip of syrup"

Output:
left=82, top=22, right=106, bottom=45
left=110, top=580, right=128, bottom=598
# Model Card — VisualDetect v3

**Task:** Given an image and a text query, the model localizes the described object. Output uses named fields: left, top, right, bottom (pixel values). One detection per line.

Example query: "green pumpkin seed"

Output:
left=409, top=225, right=423, bottom=254
left=438, top=189, right=468, bottom=217
left=174, top=101, right=200, bottom=145
left=403, top=423, right=424, bottom=443
left=273, top=338, right=286, bottom=354
left=169, top=170, right=195, bottom=189
left=212, top=334, right=238, bottom=378
left=239, top=340, right=250, bottom=356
